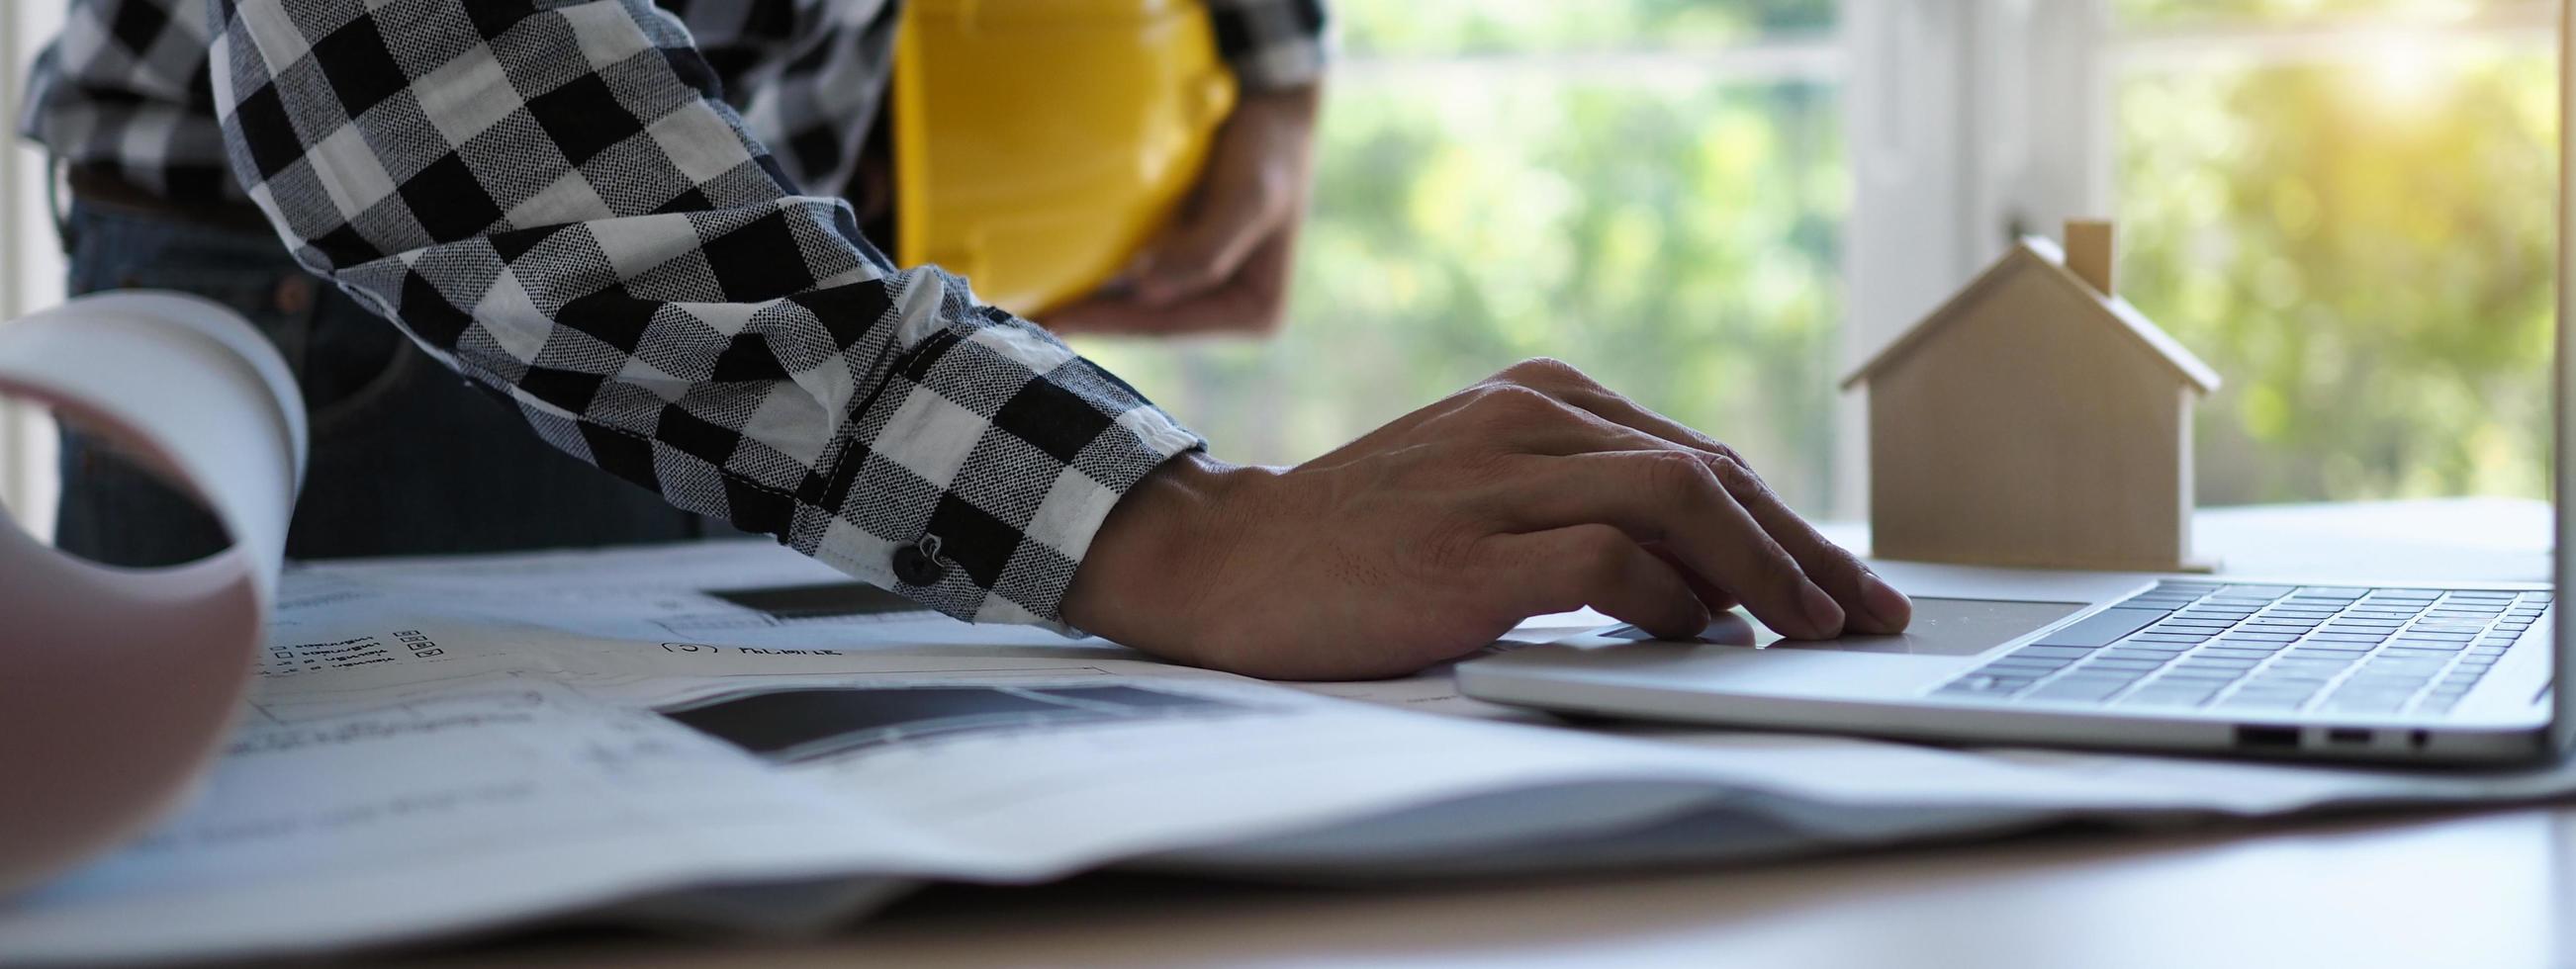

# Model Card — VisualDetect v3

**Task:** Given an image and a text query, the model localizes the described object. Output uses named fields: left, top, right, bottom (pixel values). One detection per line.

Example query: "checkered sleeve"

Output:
left=653, top=0, right=901, bottom=214
left=1204, top=0, right=1331, bottom=92
left=205, top=0, right=1202, bottom=629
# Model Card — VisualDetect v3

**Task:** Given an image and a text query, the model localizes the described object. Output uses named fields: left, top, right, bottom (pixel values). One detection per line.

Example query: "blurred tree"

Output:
left=2121, top=0, right=2535, bottom=26
left=1076, top=0, right=2555, bottom=519
left=2119, top=54, right=2555, bottom=502
left=1078, top=1, right=1847, bottom=509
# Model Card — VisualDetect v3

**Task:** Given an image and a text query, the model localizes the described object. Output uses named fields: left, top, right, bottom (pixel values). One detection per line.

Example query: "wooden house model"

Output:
left=1840, top=220, right=2220, bottom=572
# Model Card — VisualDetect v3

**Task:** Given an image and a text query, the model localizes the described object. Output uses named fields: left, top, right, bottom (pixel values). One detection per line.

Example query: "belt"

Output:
left=64, top=165, right=276, bottom=234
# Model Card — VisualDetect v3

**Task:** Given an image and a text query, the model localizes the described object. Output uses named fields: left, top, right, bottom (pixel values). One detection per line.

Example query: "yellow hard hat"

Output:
left=891, top=0, right=1239, bottom=316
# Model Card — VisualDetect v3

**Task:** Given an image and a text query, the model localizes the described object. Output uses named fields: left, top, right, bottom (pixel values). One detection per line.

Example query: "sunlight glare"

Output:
left=2357, top=30, right=2452, bottom=116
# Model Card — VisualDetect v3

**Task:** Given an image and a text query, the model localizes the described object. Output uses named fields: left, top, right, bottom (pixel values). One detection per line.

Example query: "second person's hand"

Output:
left=1045, top=84, right=1319, bottom=337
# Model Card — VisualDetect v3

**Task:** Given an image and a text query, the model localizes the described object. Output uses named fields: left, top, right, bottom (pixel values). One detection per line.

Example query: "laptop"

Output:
left=1454, top=13, right=2574, bottom=766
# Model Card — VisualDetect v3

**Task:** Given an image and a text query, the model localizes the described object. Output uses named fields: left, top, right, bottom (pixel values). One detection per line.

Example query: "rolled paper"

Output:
left=0, top=292, right=303, bottom=897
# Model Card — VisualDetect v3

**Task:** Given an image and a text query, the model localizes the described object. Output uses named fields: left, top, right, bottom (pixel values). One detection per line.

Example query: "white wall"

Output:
left=0, top=2, right=66, bottom=540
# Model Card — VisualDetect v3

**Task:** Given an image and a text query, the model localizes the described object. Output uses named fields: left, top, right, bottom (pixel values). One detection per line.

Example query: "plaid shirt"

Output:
left=20, top=0, right=1328, bottom=629
left=22, top=0, right=1329, bottom=200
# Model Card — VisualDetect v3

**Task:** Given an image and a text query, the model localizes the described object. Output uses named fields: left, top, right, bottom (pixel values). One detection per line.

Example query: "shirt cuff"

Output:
left=1226, top=43, right=1328, bottom=93
left=793, top=269, right=1202, bottom=633
left=1208, top=0, right=1332, bottom=92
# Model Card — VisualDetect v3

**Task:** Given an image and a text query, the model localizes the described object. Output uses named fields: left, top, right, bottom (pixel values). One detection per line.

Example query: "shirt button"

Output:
left=892, top=538, right=948, bottom=585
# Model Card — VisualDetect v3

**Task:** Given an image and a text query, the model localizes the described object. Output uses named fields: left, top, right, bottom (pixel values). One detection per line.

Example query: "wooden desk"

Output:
left=406, top=499, right=2565, bottom=969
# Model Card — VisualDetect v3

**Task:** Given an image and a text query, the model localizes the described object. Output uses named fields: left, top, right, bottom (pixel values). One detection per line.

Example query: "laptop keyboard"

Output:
left=1934, top=583, right=2551, bottom=716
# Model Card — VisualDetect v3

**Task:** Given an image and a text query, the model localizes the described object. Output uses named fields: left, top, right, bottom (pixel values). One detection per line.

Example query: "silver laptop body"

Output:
left=1454, top=11, right=2574, bottom=766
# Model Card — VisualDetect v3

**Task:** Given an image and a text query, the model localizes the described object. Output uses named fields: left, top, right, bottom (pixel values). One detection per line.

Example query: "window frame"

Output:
left=1836, top=0, right=2115, bottom=515
left=5, top=1, right=2538, bottom=533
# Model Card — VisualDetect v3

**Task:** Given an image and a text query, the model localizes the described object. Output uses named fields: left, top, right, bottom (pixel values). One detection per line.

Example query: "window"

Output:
left=1074, top=1, right=1853, bottom=513
left=1086, top=0, right=2560, bottom=519
left=0, top=0, right=2552, bottom=542
left=2113, top=0, right=2557, bottom=501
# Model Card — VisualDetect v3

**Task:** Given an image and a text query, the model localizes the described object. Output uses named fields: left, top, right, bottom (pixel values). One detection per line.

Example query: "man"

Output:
left=27, top=0, right=1321, bottom=564
left=22, top=0, right=1911, bottom=679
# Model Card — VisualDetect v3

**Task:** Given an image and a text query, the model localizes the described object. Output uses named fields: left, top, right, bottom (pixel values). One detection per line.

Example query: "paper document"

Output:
left=0, top=294, right=303, bottom=896
left=0, top=579, right=2063, bottom=961
left=13, top=539, right=2576, bottom=962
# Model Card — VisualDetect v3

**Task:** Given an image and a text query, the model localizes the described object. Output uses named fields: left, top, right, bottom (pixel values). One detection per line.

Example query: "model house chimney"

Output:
left=2064, top=219, right=2115, bottom=297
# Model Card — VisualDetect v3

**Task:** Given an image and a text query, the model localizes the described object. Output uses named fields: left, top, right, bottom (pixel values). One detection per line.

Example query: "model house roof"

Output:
left=1839, top=235, right=2221, bottom=395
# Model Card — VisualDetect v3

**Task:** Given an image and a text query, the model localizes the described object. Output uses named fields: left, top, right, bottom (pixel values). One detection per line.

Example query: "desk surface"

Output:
left=402, top=499, right=2565, bottom=969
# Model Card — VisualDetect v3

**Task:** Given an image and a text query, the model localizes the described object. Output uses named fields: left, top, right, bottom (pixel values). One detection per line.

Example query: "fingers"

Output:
left=1444, top=384, right=1663, bottom=457
left=1478, top=525, right=1710, bottom=640
left=1702, top=453, right=1912, bottom=634
left=1127, top=126, right=1291, bottom=308
left=1130, top=87, right=1315, bottom=308
left=1490, top=450, right=1845, bottom=639
left=1485, top=357, right=1752, bottom=463
left=1044, top=296, right=1177, bottom=337
left=1068, top=230, right=1295, bottom=336
left=1132, top=189, right=1277, bottom=308
left=1562, top=382, right=1908, bottom=632
left=1464, top=359, right=1912, bottom=634
left=1048, top=195, right=1297, bottom=337
left=1646, top=542, right=1739, bottom=612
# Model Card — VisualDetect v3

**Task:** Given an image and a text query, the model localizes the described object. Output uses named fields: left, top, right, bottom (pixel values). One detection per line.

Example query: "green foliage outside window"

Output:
left=1077, top=2, right=1848, bottom=509
left=2120, top=53, right=2555, bottom=502
left=2119, top=0, right=2534, bottom=26
left=1076, top=0, right=2554, bottom=516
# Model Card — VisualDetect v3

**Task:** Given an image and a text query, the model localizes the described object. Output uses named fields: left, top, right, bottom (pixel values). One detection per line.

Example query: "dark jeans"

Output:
left=54, top=199, right=726, bottom=566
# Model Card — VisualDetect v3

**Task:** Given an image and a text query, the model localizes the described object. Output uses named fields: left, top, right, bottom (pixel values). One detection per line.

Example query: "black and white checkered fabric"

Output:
left=24, top=0, right=1329, bottom=629
left=41, top=0, right=1346, bottom=630
left=23, top=0, right=1331, bottom=203
left=1206, top=0, right=1328, bottom=91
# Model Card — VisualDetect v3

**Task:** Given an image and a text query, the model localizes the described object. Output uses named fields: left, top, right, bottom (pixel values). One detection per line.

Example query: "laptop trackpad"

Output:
left=1600, top=597, right=2086, bottom=657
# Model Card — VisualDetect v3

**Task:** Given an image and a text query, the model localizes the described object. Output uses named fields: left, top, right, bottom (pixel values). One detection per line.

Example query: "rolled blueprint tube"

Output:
left=0, top=292, right=304, bottom=896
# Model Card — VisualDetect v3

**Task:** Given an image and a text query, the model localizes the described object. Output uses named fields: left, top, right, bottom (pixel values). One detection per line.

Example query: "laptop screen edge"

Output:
left=2552, top=0, right=2571, bottom=754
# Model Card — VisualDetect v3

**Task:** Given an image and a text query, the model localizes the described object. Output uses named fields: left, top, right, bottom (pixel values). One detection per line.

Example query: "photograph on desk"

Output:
left=3, top=1, right=2576, bottom=966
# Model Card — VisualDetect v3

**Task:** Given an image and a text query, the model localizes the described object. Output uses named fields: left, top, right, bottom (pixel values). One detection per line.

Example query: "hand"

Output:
left=1060, top=359, right=1913, bottom=680
left=1044, top=84, right=1320, bottom=336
